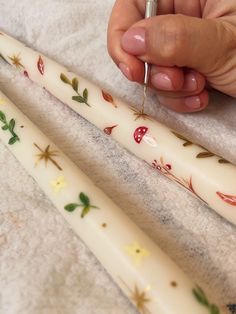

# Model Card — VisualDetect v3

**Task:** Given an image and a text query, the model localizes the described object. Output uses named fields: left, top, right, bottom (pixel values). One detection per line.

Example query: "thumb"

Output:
left=121, top=14, right=232, bottom=74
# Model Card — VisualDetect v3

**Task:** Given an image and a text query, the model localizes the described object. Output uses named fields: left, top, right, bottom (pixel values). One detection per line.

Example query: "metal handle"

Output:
left=145, top=0, right=158, bottom=18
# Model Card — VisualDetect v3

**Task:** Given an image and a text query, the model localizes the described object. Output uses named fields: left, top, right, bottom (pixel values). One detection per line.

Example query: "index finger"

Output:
left=107, top=0, right=146, bottom=82
left=107, top=0, right=176, bottom=82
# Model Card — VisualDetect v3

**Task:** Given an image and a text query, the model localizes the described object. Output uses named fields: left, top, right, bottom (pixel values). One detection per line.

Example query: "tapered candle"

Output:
left=1, top=31, right=236, bottom=226
left=0, top=90, right=221, bottom=313
left=1, top=32, right=236, bottom=227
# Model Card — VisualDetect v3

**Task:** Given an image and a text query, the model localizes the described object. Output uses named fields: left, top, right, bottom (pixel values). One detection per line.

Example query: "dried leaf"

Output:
left=81, top=206, right=90, bottom=218
left=2, top=125, right=8, bottom=131
left=72, top=96, right=85, bottom=103
left=83, top=88, right=88, bottom=101
left=8, top=119, right=15, bottom=133
left=72, top=78, right=78, bottom=92
left=218, top=158, right=230, bottom=164
left=172, top=131, right=189, bottom=142
left=0, top=53, right=9, bottom=64
left=197, top=152, right=215, bottom=158
left=60, top=73, right=71, bottom=84
left=193, top=287, right=209, bottom=306
left=216, top=192, right=236, bottom=206
left=64, top=203, right=78, bottom=212
left=37, top=56, right=44, bottom=75
left=210, top=304, right=220, bottom=314
left=79, top=192, right=90, bottom=207
left=102, top=90, right=114, bottom=103
left=0, top=111, right=6, bottom=123
left=183, top=142, right=192, bottom=147
left=8, top=136, right=19, bottom=145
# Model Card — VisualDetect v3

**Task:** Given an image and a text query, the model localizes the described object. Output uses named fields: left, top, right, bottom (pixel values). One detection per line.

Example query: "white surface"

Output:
left=0, top=1, right=235, bottom=313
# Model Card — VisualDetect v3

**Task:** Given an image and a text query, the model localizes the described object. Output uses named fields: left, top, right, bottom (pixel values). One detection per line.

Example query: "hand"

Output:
left=107, top=0, right=236, bottom=112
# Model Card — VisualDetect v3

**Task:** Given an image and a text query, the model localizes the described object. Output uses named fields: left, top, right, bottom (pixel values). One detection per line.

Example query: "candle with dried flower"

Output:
left=0, top=32, right=235, bottom=227
left=0, top=90, right=221, bottom=313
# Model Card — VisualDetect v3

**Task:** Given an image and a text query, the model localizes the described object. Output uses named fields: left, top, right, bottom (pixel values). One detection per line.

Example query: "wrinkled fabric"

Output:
left=0, top=1, right=235, bottom=313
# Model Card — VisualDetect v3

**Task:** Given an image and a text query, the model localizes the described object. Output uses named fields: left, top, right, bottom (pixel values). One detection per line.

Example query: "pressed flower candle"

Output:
left=0, top=90, right=221, bottom=314
left=0, top=31, right=235, bottom=226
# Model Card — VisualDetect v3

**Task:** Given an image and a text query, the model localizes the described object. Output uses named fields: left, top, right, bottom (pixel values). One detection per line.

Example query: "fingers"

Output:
left=121, top=14, right=231, bottom=74
left=107, top=0, right=206, bottom=82
left=107, top=0, right=145, bottom=82
left=107, top=0, right=213, bottom=113
left=158, top=90, right=209, bottom=113
left=151, top=67, right=209, bottom=113
left=150, top=67, right=206, bottom=97
left=173, top=0, right=202, bottom=16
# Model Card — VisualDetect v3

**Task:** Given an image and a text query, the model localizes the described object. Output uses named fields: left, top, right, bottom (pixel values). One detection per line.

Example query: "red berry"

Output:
left=24, top=70, right=29, bottom=78
left=134, top=127, right=148, bottom=144
left=165, top=164, right=172, bottom=170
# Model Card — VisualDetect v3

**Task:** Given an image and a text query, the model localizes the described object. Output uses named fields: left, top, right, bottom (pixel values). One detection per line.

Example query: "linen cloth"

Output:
left=0, top=1, right=236, bottom=313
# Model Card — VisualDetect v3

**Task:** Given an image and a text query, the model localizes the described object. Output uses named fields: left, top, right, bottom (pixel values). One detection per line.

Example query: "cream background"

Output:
left=0, top=1, right=236, bottom=313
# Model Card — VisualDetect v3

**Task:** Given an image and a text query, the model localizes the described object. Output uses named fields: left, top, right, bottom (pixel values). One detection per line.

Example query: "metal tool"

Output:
left=141, top=0, right=158, bottom=112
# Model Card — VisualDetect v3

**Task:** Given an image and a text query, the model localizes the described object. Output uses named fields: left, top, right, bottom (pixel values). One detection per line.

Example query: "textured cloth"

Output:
left=0, top=1, right=236, bottom=313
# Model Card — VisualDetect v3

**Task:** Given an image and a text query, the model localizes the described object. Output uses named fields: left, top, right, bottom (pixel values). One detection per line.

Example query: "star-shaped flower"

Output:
left=50, top=176, right=67, bottom=193
left=34, top=143, right=62, bottom=171
left=8, top=53, right=24, bottom=69
left=120, top=279, right=151, bottom=314
left=125, top=242, right=150, bottom=266
left=131, top=107, right=152, bottom=121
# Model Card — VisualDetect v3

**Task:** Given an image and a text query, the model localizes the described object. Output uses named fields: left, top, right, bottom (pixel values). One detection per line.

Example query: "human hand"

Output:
left=107, top=0, right=236, bottom=112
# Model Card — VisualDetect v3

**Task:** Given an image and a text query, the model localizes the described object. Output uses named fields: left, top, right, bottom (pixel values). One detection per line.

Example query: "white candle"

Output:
left=0, top=90, right=221, bottom=313
left=1, top=31, right=235, bottom=227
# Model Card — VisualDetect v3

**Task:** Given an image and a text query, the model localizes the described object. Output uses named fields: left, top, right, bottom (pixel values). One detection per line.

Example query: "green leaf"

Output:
left=72, top=96, right=85, bottom=103
left=193, top=287, right=209, bottom=306
left=79, top=192, right=90, bottom=207
left=210, top=304, right=220, bottom=314
left=64, top=203, right=79, bottom=212
left=0, top=111, right=6, bottom=123
left=81, top=206, right=90, bottom=218
left=8, top=136, right=19, bottom=145
left=72, top=78, right=79, bottom=92
left=2, top=125, right=8, bottom=130
left=60, top=73, right=71, bottom=85
left=83, top=88, right=88, bottom=100
left=8, top=119, right=15, bottom=132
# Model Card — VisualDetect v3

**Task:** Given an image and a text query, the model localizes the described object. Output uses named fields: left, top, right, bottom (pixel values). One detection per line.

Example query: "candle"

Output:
left=1, top=32, right=236, bottom=227
left=0, top=31, right=236, bottom=226
left=0, top=90, right=221, bottom=313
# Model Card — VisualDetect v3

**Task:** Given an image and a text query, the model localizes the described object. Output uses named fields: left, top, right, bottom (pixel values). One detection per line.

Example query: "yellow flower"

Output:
left=50, top=176, right=67, bottom=193
left=125, top=242, right=150, bottom=266
left=0, top=98, right=6, bottom=105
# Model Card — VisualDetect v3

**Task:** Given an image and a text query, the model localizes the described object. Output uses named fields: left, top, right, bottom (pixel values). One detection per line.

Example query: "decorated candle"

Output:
left=0, top=32, right=236, bottom=228
left=0, top=90, right=221, bottom=313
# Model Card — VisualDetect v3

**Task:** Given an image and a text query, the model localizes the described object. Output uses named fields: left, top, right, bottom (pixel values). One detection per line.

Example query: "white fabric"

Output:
left=0, top=1, right=235, bottom=313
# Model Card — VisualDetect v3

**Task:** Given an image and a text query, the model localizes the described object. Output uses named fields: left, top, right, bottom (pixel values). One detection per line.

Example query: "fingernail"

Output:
left=121, top=27, right=146, bottom=55
left=185, top=96, right=201, bottom=109
left=151, top=73, right=174, bottom=91
left=118, top=63, right=133, bottom=81
left=183, top=72, right=198, bottom=91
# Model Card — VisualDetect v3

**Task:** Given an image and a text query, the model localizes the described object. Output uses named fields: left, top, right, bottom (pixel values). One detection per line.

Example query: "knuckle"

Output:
left=157, top=15, right=188, bottom=63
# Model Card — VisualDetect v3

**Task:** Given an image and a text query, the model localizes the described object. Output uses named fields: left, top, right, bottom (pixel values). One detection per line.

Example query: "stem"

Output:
left=74, top=86, right=90, bottom=107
